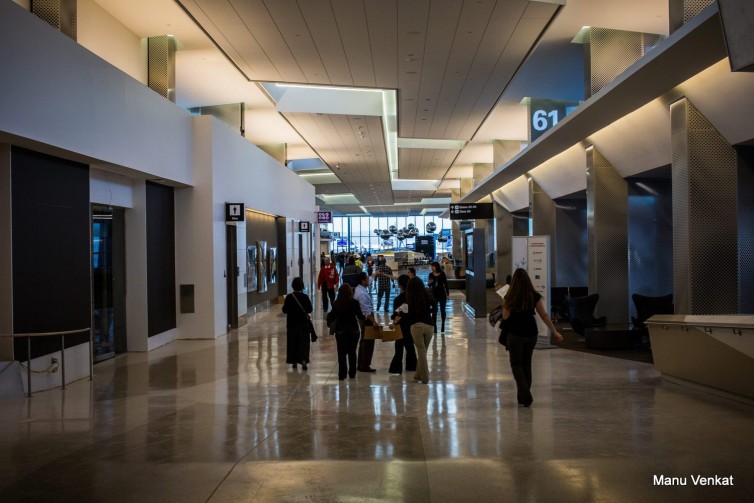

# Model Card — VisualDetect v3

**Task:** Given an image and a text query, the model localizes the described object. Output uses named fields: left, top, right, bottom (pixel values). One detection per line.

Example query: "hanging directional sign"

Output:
left=449, top=203, right=493, bottom=220
left=317, top=211, right=332, bottom=223
left=225, top=203, right=244, bottom=222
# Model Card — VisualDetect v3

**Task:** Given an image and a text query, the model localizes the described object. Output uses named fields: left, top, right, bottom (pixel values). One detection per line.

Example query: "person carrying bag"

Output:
left=282, top=277, right=315, bottom=370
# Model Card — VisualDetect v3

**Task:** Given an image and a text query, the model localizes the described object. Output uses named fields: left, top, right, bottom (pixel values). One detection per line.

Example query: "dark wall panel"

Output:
left=146, top=182, right=176, bottom=337
left=11, top=147, right=90, bottom=359
left=628, top=178, right=674, bottom=318
left=246, top=211, right=279, bottom=307
left=554, top=198, right=588, bottom=288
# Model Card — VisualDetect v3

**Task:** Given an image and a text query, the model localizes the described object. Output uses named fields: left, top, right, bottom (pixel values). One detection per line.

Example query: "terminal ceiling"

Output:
left=92, top=0, right=675, bottom=217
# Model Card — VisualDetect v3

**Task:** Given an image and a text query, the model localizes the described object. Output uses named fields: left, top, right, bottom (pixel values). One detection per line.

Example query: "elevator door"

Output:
left=92, top=206, right=126, bottom=361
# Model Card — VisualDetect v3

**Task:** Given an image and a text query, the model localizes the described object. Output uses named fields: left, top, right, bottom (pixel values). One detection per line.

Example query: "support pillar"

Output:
left=494, top=203, right=513, bottom=285
left=530, top=179, right=557, bottom=286
left=0, top=145, right=12, bottom=360
left=493, top=140, right=521, bottom=169
left=670, top=97, right=751, bottom=314
left=473, top=164, right=495, bottom=271
left=148, top=35, right=176, bottom=102
left=586, top=147, right=629, bottom=323
left=31, top=0, right=76, bottom=41
left=125, top=180, right=149, bottom=351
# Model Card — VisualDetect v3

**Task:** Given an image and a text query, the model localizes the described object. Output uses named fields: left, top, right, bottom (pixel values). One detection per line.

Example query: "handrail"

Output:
left=0, top=328, right=91, bottom=398
left=644, top=320, right=754, bottom=331
left=0, top=328, right=91, bottom=337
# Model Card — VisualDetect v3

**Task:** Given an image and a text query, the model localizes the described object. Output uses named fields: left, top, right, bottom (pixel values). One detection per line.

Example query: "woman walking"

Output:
left=502, top=268, right=563, bottom=406
left=326, top=284, right=365, bottom=380
left=391, top=276, right=434, bottom=384
left=427, top=261, right=450, bottom=333
left=282, top=277, right=313, bottom=370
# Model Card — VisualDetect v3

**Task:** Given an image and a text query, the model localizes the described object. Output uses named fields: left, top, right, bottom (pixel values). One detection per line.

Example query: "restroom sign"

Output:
left=225, top=203, right=244, bottom=222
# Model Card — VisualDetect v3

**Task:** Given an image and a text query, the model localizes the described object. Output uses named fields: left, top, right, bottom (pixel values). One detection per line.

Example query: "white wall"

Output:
left=90, top=168, right=134, bottom=208
left=175, top=116, right=316, bottom=339
left=0, top=1, right=192, bottom=185
left=77, top=0, right=147, bottom=84
left=126, top=180, right=149, bottom=352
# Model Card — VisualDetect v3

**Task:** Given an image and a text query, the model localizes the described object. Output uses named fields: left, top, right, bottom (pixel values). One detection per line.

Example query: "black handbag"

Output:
left=488, top=305, right=503, bottom=327
left=291, top=293, right=317, bottom=342
left=498, top=319, right=509, bottom=349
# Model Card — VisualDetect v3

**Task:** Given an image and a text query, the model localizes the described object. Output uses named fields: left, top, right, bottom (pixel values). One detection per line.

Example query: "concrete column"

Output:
left=493, top=140, right=521, bottom=169
left=670, top=0, right=715, bottom=33
left=125, top=180, right=149, bottom=352
left=494, top=203, right=513, bottom=286
left=530, top=179, right=557, bottom=285
left=670, top=97, right=749, bottom=314
left=32, top=0, right=76, bottom=41
left=473, top=164, right=495, bottom=270
left=586, top=147, right=629, bottom=323
left=0, top=145, right=12, bottom=360
left=148, top=35, right=176, bottom=102
left=191, top=103, right=246, bottom=137
left=581, top=28, right=663, bottom=98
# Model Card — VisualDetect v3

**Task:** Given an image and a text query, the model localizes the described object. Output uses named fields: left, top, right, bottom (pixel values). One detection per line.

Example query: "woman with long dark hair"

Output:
left=282, top=277, right=313, bottom=370
left=502, top=268, right=563, bottom=406
left=427, top=261, right=450, bottom=333
left=326, top=283, right=365, bottom=380
left=392, top=276, right=434, bottom=384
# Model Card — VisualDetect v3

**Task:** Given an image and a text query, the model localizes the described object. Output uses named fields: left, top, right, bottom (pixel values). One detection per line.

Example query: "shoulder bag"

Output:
left=291, top=293, right=318, bottom=342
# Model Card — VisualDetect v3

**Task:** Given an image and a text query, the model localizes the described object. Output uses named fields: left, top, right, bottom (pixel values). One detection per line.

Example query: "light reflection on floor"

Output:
left=0, top=292, right=752, bottom=502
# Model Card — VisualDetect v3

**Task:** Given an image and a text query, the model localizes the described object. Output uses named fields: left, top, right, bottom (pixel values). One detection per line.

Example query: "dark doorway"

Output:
left=298, top=233, right=304, bottom=280
left=226, top=225, right=239, bottom=329
left=92, top=205, right=126, bottom=361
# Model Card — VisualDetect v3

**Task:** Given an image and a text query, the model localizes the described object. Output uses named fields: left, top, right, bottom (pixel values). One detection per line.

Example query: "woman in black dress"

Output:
left=282, top=277, right=313, bottom=370
left=427, top=261, right=450, bottom=333
left=502, top=268, right=562, bottom=406
left=326, top=284, right=365, bottom=380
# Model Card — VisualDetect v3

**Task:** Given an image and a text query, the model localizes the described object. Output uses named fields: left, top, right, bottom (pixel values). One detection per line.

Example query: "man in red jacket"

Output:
left=317, top=257, right=340, bottom=312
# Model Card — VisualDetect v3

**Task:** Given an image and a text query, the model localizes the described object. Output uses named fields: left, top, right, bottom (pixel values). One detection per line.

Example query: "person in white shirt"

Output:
left=353, top=272, right=379, bottom=372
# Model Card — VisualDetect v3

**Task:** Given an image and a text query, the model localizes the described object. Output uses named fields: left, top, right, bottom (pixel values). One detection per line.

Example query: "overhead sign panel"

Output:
left=449, top=203, right=494, bottom=220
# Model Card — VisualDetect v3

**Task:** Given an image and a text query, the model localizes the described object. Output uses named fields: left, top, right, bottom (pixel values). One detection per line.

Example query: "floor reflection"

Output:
left=0, top=295, right=752, bottom=502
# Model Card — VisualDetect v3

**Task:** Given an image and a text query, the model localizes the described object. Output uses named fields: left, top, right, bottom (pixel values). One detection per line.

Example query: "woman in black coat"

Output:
left=326, top=283, right=365, bottom=380
left=282, top=277, right=313, bottom=370
left=502, top=268, right=562, bottom=406
left=427, top=261, right=450, bottom=333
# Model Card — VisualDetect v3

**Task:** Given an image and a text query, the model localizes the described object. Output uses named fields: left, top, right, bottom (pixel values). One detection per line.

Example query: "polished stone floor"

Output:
left=1, top=292, right=752, bottom=502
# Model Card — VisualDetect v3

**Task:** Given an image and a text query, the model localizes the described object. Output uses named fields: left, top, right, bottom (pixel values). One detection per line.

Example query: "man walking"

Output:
left=353, top=272, right=379, bottom=372
left=374, top=257, right=395, bottom=313
left=317, top=257, right=339, bottom=312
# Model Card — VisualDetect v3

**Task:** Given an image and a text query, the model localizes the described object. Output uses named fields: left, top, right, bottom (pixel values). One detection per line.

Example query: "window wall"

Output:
left=326, top=215, right=452, bottom=252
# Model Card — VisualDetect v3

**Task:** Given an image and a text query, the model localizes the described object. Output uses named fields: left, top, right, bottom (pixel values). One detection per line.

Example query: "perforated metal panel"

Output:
left=32, top=0, right=76, bottom=40
left=684, top=0, right=714, bottom=23
left=671, top=98, right=738, bottom=314
left=586, top=29, right=664, bottom=97
left=587, top=147, right=629, bottom=322
left=190, top=104, right=245, bottom=136
left=736, top=147, right=754, bottom=313
left=148, top=36, right=176, bottom=102
left=530, top=180, right=557, bottom=284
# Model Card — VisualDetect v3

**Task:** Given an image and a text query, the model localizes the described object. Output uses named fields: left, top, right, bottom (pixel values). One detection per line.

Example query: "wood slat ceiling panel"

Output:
left=314, top=183, right=349, bottom=195
left=197, top=0, right=243, bottom=25
left=229, top=0, right=269, bottom=20
left=263, top=0, right=303, bottom=21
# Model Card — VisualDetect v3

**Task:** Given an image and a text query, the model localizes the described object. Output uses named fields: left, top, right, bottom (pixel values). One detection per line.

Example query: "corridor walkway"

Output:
left=0, top=295, right=751, bottom=502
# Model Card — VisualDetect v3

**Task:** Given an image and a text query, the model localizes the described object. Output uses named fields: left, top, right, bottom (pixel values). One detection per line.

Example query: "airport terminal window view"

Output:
left=325, top=216, right=452, bottom=253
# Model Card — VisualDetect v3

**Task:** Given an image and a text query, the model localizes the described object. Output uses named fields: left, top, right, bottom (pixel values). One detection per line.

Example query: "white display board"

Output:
left=512, top=236, right=551, bottom=347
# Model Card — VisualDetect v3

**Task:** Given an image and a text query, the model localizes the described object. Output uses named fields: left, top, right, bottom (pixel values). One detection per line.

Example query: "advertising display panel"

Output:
left=512, top=235, right=552, bottom=347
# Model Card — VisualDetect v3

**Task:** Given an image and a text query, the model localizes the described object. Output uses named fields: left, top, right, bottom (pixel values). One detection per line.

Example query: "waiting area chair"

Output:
left=632, top=293, right=674, bottom=328
left=566, top=294, right=607, bottom=336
